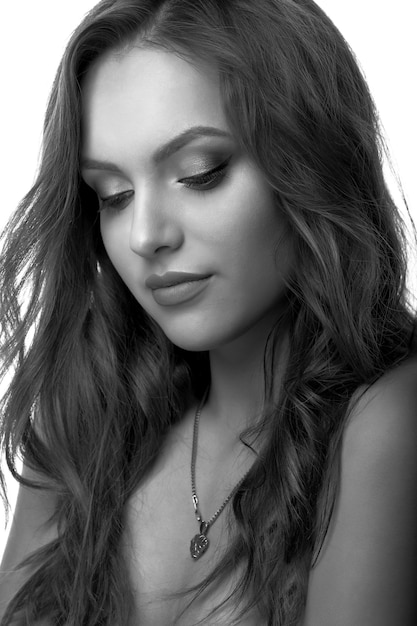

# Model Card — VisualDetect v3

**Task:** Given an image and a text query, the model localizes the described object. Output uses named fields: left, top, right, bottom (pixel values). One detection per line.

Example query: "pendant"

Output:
left=190, top=521, right=210, bottom=561
left=190, top=532, right=209, bottom=560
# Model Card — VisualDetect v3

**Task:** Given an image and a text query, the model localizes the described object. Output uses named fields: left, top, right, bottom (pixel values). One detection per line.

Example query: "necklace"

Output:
left=190, top=387, right=252, bottom=560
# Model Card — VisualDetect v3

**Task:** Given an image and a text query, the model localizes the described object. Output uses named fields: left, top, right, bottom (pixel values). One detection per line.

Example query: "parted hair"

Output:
left=1, top=0, right=415, bottom=624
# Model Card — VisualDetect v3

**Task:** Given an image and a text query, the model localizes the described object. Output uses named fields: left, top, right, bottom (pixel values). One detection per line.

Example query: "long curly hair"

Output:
left=1, top=0, right=415, bottom=624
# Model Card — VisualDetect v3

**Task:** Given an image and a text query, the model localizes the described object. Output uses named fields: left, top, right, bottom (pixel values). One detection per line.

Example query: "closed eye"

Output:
left=98, top=190, right=134, bottom=212
left=178, top=157, right=231, bottom=191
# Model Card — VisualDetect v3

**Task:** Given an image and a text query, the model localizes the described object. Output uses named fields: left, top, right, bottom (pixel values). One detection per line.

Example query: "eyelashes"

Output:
left=98, top=190, right=134, bottom=212
left=97, top=157, right=231, bottom=212
left=178, top=156, right=231, bottom=191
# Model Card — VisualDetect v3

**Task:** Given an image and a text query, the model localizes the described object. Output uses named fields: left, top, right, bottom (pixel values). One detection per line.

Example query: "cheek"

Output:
left=100, top=217, right=133, bottom=278
left=100, top=214, right=126, bottom=256
left=244, top=215, right=294, bottom=306
left=220, top=190, right=291, bottom=276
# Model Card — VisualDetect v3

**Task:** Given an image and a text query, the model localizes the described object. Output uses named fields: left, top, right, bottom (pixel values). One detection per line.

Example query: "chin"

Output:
left=162, top=331, right=217, bottom=353
left=156, top=317, right=254, bottom=353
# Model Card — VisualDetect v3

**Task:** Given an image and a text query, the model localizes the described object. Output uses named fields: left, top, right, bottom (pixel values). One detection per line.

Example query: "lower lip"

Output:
left=151, top=276, right=211, bottom=306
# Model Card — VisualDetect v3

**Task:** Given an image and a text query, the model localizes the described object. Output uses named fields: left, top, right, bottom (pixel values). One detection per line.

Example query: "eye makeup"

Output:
left=176, top=151, right=232, bottom=177
left=178, top=156, right=231, bottom=191
left=83, top=147, right=235, bottom=212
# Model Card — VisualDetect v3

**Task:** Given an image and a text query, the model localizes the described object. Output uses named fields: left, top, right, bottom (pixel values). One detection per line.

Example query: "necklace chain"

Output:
left=189, top=387, right=251, bottom=560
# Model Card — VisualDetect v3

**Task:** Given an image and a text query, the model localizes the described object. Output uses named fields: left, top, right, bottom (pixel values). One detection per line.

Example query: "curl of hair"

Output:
left=1, top=0, right=415, bottom=624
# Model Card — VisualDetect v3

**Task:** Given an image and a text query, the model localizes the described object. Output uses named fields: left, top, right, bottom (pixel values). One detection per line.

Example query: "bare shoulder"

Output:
left=347, top=353, right=417, bottom=445
left=303, top=355, right=417, bottom=626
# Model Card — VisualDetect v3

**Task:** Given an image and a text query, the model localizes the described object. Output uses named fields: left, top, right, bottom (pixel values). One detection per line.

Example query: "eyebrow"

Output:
left=81, top=125, right=232, bottom=172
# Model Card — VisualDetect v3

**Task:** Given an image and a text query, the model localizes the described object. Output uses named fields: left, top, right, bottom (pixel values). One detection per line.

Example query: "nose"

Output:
left=129, top=184, right=184, bottom=258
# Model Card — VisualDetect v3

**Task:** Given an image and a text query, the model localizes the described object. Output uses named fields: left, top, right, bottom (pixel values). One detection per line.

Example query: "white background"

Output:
left=1, top=1, right=416, bottom=560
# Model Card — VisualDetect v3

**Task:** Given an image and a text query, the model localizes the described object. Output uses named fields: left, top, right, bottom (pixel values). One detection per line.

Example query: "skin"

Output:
left=81, top=45, right=294, bottom=440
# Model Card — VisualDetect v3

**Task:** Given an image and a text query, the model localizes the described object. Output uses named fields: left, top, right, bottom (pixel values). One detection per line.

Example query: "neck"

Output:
left=202, top=313, right=289, bottom=446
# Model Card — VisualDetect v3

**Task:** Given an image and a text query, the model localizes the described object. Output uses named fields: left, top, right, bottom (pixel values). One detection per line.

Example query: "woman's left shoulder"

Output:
left=302, top=354, right=417, bottom=626
left=340, top=353, right=417, bottom=518
left=345, top=353, right=417, bottom=456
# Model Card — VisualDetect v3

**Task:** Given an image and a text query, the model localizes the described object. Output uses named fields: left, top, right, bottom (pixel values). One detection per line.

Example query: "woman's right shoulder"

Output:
left=0, top=462, right=58, bottom=621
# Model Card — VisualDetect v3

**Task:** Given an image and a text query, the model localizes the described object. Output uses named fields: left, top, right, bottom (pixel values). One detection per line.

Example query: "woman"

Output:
left=1, top=0, right=416, bottom=624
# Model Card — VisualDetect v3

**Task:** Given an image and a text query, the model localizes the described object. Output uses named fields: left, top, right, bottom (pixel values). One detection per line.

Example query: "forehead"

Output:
left=81, top=47, right=228, bottom=161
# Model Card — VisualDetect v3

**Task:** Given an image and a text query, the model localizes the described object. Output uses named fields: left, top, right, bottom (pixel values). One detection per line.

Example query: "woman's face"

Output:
left=81, top=46, right=293, bottom=351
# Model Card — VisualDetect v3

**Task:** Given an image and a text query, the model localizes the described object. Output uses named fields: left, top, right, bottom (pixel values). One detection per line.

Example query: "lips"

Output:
left=145, top=271, right=211, bottom=290
left=145, top=272, right=212, bottom=307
